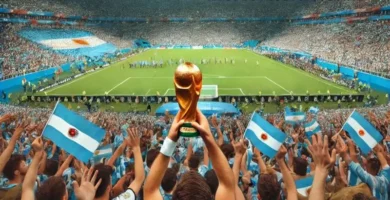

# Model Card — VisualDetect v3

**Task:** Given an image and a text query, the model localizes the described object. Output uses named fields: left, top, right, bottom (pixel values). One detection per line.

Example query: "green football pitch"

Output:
left=41, top=49, right=356, bottom=97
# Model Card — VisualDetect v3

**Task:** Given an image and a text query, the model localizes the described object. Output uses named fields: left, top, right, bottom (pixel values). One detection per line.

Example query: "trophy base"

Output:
left=179, top=122, right=199, bottom=137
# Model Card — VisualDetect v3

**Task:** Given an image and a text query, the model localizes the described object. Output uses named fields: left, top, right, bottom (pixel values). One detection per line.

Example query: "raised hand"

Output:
left=232, top=139, right=247, bottom=156
left=125, top=128, right=140, bottom=148
left=276, top=145, right=287, bottom=161
left=73, top=167, right=102, bottom=200
left=32, top=137, right=43, bottom=152
left=191, top=109, right=212, bottom=139
left=306, top=134, right=336, bottom=171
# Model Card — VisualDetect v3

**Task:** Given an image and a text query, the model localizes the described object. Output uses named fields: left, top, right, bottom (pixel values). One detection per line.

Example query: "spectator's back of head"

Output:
left=188, top=155, right=201, bottom=170
left=146, top=149, right=159, bottom=168
left=172, top=170, right=213, bottom=200
left=366, top=158, right=380, bottom=176
left=293, top=157, right=308, bottom=176
left=93, top=164, right=113, bottom=198
left=36, top=176, right=68, bottom=200
left=162, top=168, right=177, bottom=193
left=3, top=154, right=27, bottom=181
left=220, top=144, right=234, bottom=160
left=44, top=159, right=59, bottom=176
left=257, top=174, right=280, bottom=200
left=204, top=170, right=218, bottom=196
left=352, top=193, right=376, bottom=200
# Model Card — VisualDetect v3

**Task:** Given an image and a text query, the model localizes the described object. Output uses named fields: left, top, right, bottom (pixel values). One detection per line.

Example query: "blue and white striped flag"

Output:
left=244, top=113, right=286, bottom=158
left=304, top=120, right=321, bottom=138
left=285, top=107, right=306, bottom=124
left=295, top=176, right=314, bottom=197
left=342, top=110, right=383, bottom=154
left=42, top=102, right=105, bottom=163
left=92, top=144, right=113, bottom=164
left=308, top=106, right=319, bottom=114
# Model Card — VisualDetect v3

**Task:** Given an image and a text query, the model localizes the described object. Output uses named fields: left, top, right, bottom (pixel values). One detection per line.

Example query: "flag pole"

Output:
left=333, top=108, right=356, bottom=139
left=39, top=100, right=60, bottom=138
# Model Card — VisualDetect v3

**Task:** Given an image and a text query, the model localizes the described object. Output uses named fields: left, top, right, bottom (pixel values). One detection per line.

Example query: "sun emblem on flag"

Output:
left=94, top=150, right=100, bottom=156
left=68, top=128, right=78, bottom=137
left=358, top=130, right=365, bottom=136
left=261, top=133, right=268, bottom=140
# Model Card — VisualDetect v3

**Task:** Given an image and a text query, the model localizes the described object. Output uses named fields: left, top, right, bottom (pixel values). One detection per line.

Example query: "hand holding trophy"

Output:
left=174, top=62, right=202, bottom=137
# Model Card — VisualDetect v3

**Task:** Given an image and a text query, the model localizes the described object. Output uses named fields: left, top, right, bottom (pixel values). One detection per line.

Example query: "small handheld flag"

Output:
left=244, top=113, right=286, bottom=158
left=308, top=106, right=319, bottom=114
left=42, top=102, right=105, bottom=163
left=92, top=144, right=113, bottom=164
left=304, top=120, right=321, bottom=138
left=342, top=110, right=383, bottom=154
left=285, top=107, right=306, bottom=124
left=296, top=176, right=314, bottom=197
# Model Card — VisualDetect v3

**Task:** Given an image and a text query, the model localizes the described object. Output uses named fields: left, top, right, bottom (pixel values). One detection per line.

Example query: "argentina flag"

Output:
left=92, top=144, right=113, bottom=165
left=304, top=120, right=321, bottom=138
left=308, top=106, right=319, bottom=114
left=42, top=102, right=105, bottom=162
left=342, top=111, right=383, bottom=154
left=244, top=113, right=286, bottom=158
left=285, top=107, right=306, bottom=124
left=295, top=176, right=314, bottom=197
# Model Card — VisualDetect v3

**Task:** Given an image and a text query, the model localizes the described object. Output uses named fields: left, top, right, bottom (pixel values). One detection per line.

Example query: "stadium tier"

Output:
left=0, top=2, right=390, bottom=200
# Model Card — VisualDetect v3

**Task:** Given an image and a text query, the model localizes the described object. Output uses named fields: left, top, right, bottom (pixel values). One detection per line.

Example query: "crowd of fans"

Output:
left=262, top=22, right=390, bottom=78
left=1, top=0, right=387, bottom=18
left=0, top=101, right=390, bottom=200
left=0, top=24, right=73, bottom=79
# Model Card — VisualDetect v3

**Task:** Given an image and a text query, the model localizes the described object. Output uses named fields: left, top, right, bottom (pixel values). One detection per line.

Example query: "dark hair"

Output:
left=204, top=170, right=219, bottom=195
left=93, top=164, right=113, bottom=198
left=352, top=192, right=376, bottom=200
left=3, top=154, right=26, bottom=180
left=146, top=149, right=159, bottom=168
left=36, top=176, right=66, bottom=200
left=162, top=168, right=177, bottom=193
left=366, top=157, right=381, bottom=175
left=44, top=159, right=59, bottom=176
left=293, top=157, right=308, bottom=176
left=220, top=144, right=234, bottom=160
left=257, top=174, right=280, bottom=200
left=188, top=155, right=201, bottom=170
left=172, top=171, right=213, bottom=200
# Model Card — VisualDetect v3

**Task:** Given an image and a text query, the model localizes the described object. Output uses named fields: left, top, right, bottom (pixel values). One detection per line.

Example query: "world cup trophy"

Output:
left=174, top=62, right=202, bottom=137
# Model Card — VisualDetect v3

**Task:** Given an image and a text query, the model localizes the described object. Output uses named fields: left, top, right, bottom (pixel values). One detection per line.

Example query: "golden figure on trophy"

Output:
left=174, top=62, right=202, bottom=137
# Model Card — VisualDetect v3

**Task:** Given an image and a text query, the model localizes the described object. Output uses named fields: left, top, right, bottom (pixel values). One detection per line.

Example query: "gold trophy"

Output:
left=174, top=62, right=202, bottom=137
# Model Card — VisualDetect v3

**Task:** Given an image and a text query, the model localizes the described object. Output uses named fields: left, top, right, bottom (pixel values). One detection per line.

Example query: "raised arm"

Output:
left=144, top=111, right=184, bottom=200
left=0, top=120, right=25, bottom=173
left=107, top=142, right=126, bottom=167
left=373, top=145, right=389, bottom=170
left=191, top=109, right=235, bottom=200
left=306, top=134, right=336, bottom=200
left=55, top=155, right=74, bottom=177
left=126, top=128, right=145, bottom=195
left=253, top=148, right=267, bottom=173
left=232, top=140, right=246, bottom=200
left=22, top=138, right=44, bottom=200
left=276, top=145, right=297, bottom=200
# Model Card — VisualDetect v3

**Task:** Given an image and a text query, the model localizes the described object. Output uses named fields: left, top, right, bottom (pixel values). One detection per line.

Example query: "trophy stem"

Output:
left=179, top=122, right=199, bottom=137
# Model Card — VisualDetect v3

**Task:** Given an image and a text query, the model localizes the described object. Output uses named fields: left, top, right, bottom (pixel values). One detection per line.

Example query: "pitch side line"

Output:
left=264, top=77, right=290, bottom=93
left=272, top=61, right=351, bottom=92
left=145, top=89, right=151, bottom=96
left=46, top=66, right=112, bottom=94
left=107, top=77, right=131, bottom=94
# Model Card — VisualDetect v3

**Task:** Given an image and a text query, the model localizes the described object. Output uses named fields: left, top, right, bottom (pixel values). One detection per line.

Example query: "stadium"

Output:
left=0, top=1, right=390, bottom=200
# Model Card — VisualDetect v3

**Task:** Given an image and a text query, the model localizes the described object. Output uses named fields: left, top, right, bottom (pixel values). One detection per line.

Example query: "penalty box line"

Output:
left=263, top=76, right=290, bottom=94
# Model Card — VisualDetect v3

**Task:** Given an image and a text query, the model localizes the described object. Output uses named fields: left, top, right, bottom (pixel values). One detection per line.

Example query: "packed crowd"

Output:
left=1, top=0, right=387, bottom=18
left=262, top=22, right=390, bottom=78
left=0, top=102, right=390, bottom=200
left=0, top=24, right=73, bottom=79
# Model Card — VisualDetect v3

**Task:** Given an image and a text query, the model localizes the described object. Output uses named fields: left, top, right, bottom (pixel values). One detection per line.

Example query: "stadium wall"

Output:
left=260, top=46, right=390, bottom=94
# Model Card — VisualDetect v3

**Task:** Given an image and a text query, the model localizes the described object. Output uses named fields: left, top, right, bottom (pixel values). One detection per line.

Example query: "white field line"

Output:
left=163, top=89, right=171, bottom=96
left=272, top=61, right=350, bottom=92
left=239, top=88, right=245, bottom=95
left=107, top=77, right=131, bottom=94
left=46, top=66, right=111, bottom=93
left=145, top=89, right=151, bottom=96
left=264, top=76, right=290, bottom=93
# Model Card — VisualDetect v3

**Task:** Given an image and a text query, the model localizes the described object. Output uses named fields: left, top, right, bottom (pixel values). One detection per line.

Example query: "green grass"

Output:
left=39, top=49, right=356, bottom=97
